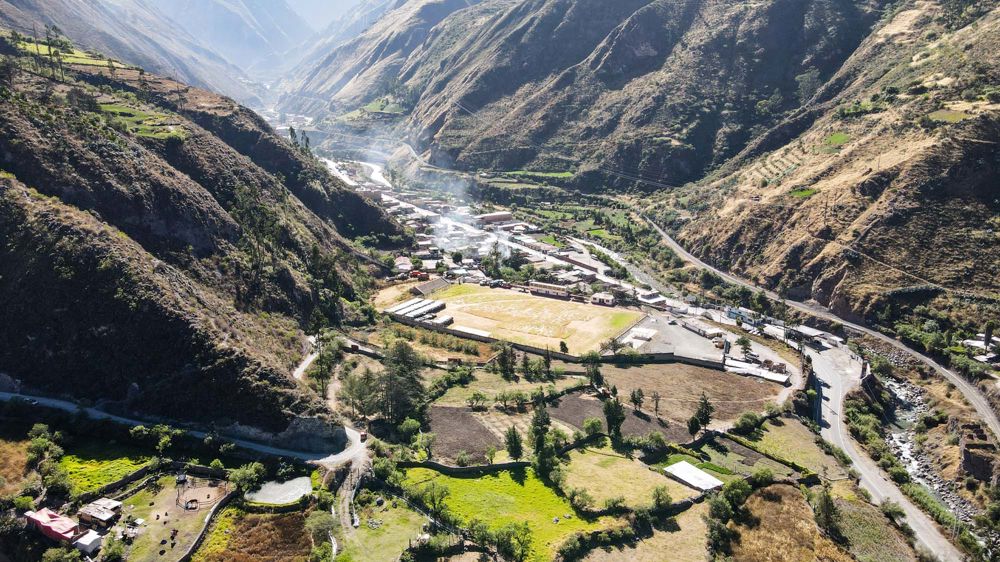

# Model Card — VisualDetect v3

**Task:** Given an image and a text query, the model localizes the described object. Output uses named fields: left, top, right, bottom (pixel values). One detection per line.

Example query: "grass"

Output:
left=562, top=446, right=697, bottom=509
left=730, top=484, right=852, bottom=562
left=16, top=39, right=128, bottom=68
left=192, top=507, right=311, bottom=562
left=100, top=103, right=184, bottom=139
left=0, top=170, right=14, bottom=180
left=337, top=501, right=428, bottom=562
left=362, top=98, right=406, bottom=115
left=582, top=501, right=708, bottom=562
left=825, top=132, right=851, bottom=147
left=122, top=476, right=219, bottom=561
left=750, top=418, right=847, bottom=478
left=927, top=109, right=970, bottom=123
left=404, top=467, right=612, bottom=561
left=429, top=284, right=643, bottom=354
left=434, top=370, right=582, bottom=407
left=58, top=441, right=152, bottom=496
left=537, top=234, right=565, bottom=248
left=836, top=499, right=916, bottom=562
left=0, top=435, right=30, bottom=496
left=789, top=187, right=818, bottom=198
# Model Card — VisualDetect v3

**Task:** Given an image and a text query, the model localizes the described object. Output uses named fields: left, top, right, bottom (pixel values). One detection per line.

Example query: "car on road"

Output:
left=359, top=431, right=368, bottom=442
left=27, top=399, right=39, bottom=406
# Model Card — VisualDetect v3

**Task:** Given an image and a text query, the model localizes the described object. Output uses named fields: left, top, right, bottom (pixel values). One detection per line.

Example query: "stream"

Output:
left=882, top=378, right=979, bottom=525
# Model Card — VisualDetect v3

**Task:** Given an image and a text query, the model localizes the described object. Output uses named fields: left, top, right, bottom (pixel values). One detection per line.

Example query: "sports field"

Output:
left=428, top=284, right=643, bottom=354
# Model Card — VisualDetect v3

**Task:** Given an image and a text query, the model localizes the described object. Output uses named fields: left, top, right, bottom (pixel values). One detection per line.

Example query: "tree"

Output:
left=722, top=479, right=752, bottom=508
left=652, top=485, right=672, bottom=510
left=495, top=521, right=533, bottom=562
left=467, top=391, right=489, bottom=410
left=310, top=332, right=343, bottom=396
left=495, top=390, right=512, bottom=411
left=585, top=363, right=604, bottom=388
left=687, top=416, right=702, bottom=436
left=451, top=251, right=463, bottom=263
left=559, top=341, right=569, bottom=354
left=529, top=406, right=551, bottom=454
left=505, top=426, right=523, bottom=460
left=398, top=418, right=421, bottom=442
left=735, top=336, right=752, bottom=357
left=814, top=480, right=841, bottom=536
left=485, top=446, right=497, bottom=465
left=732, top=411, right=762, bottom=435
left=629, top=388, right=645, bottom=412
left=422, top=482, right=449, bottom=517
left=416, top=432, right=436, bottom=458
left=695, top=392, right=714, bottom=427
left=230, top=462, right=266, bottom=493
left=603, top=398, right=626, bottom=438
left=0, top=56, right=17, bottom=88
left=376, top=340, right=425, bottom=423
left=305, top=511, right=336, bottom=543
left=651, top=391, right=662, bottom=417
left=209, top=459, right=225, bottom=471
left=583, top=417, right=603, bottom=436
left=495, top=342, right=517, bottom=380
left=102, top=536, right=126, bottom=561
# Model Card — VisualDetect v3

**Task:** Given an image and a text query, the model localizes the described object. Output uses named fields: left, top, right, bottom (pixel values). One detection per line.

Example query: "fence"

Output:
left=396, top=459, right=529, bottom=475
left=176, top=491, right=238, bottom=562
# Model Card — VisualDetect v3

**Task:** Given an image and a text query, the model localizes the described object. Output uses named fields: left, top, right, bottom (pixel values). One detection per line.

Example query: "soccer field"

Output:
left=429, top=283, right=643, bottom=354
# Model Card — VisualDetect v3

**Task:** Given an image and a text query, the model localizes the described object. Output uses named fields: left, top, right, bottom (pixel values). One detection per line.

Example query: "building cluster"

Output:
left=25, top=497, right=124, bottom=557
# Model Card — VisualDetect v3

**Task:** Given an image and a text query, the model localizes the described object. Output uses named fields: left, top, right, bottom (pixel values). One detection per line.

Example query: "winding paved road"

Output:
left=0, top=391, right=364, bottom=468
left=642, top=215, right=1000, bottom=441
left=809, top=349, right=963, bottom=561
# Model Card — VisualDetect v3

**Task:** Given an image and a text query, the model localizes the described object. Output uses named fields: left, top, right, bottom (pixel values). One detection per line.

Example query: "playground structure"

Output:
left=175, top=475, right=228, bottom=511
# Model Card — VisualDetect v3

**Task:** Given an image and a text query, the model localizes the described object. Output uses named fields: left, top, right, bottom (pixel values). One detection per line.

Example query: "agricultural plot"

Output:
left=600, top=363, right=783, bottom=424
left=15, top=39, right=129, bottom=68
left=100, top=103, right=185, bottom=139
left=192, top=507, right=311, bottom=562
left=336, top=500, right=428, bottom=562
left=749, top=418, right=847, bottom=479
left=729, top=484, right=851, bottom=562
left=583, top=501, right=709, bottom=562
left=122, top=476, right=226, bottom=561
left=58, top=441, right=152, bottom=496
left=561, top=446, right=697, bottom=509
left=836, top=499, right=917, bottom=562
left=430, top=284, right=642, bottom=354
left=433, top=370, right=583, bottom=408
left=0, top=427, right=30, bottom=496
left=548, top=392, right=689, bottom=442
left=404, top=467, right=612, bottom=561
left=427, top=405, right=501, bottom=464
left=700, top=436, right=795, bottom=480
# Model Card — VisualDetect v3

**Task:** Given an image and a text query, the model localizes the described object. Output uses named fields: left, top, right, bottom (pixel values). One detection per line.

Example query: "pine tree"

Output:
left=505, top=426, right=523, bottom=460
left=695, top=392, right=714, bottom=426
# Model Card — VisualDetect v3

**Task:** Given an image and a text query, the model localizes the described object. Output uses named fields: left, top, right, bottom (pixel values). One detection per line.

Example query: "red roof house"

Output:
left=26, top=508, right=78, bottom=542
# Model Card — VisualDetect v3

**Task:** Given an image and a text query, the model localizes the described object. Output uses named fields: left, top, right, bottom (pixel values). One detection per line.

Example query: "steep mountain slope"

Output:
left=149, top=0, right=313, bottom=79
left=277, top=0, right=483, bottom=115
left=0, top=0, right=260, bottom=104
left=281, top=0, right=885, bottom=187
left=664, top=0, right=999, bottom=325
left=0, top=32, right=404, bottom=449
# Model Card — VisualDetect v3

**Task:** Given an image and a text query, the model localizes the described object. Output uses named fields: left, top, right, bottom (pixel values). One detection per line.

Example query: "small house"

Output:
left=74, top=529, right=103, bottom=556
left=591, top=292, right=616, bottom=306
left=26, top=508, right=78, bottom=543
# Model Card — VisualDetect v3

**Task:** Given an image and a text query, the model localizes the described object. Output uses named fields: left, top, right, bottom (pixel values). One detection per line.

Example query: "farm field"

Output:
left=427, top=405, right=501, bottom=464
left=428, top=284, right=642, bottom=354
left=561, top=446, right=697, bottom=508
left=122, top=475, right=226, bottom=561
left=699, top=436, right=795, bottom=480
left=337, top=500, right=428, bottom=562
left=0, top=427, right=30, bottom=496
left=15, top=39, right=129, bottom=68
left=192, top=507, right=311, bottom=562
left=373, top=281, right=423, bottom=309
left=837, top=499, right=917, bottom=562
left=58, top=441, right=152, bottom=496
left=583, top=501, right=709, bottom=562
left=729, top=484, right=851, bottom=562
left=548, top=393, right=689, bottom=442
left=99, top=103, right=184, bottom=139
left=434, top=370, right=583, bottom=407
left=601, top=363, right=783, bottom=424
left=404, top=467, right=612, bottom=561
left=471, top=409, right=577, bottom=462
left=749, top=418, right=848, bottom=479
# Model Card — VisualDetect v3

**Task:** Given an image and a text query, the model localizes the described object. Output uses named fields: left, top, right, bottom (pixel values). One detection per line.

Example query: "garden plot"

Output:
left=601, top=363, right=783, bottom=425
left=749, top=418, right=848, bottom=479
left=404, top=467, right=614, bottom=561
left=427, top=405, right=501, bottom=464
left=122, top=476, right=225, bottom=562
left=192, top=507, right=311, bottom=562
left=583, top=501, right=709, bottom=562
left=433, top=371, right=583, bottom=408
left=562, top=446, right=698, bottom=509
left=429, top=284, right=642, bottom=354
left=58, top=441, right=152, bottom=496
left=336, top=498, right=428, bottom=562
left=547, top=392, right=690, bottom=443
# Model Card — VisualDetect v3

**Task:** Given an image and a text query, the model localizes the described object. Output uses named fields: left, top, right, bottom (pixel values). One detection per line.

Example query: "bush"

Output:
left=13, top=496, right=33, bottom=511
left=732, top=412, right=762, bottom=435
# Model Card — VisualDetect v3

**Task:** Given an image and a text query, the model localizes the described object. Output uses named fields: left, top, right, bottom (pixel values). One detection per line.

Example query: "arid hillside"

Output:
left=0, top=31, right=404, bottom=447
left=664, top=0, right=1000, bottom=326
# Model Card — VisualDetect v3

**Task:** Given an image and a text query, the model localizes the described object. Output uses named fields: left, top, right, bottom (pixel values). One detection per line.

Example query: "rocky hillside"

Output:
left=0, top=32, right=404, bottom=448
left=0, top=0, right=261, bottom=104
left=665, top=0, right=1000, bottom=327
left=279, top=0, right=884, bottom=185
